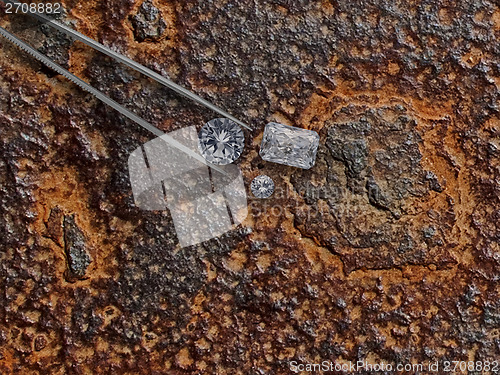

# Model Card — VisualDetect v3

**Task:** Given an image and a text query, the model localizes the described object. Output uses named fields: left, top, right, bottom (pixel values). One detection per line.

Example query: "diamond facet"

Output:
left=251, top=175, right=275, bottom=199
left=198, top=118, right=244, bottom=165
left=259, top=123, right=319, bottom=169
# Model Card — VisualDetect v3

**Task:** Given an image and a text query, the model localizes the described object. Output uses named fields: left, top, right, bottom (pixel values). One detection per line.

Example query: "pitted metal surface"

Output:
left=0, top=0, right=499, bottom=373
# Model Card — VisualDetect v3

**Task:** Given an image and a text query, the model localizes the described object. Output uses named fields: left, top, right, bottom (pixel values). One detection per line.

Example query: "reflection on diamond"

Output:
left=251, top=175, right=275, bottom=199
left=198, top=118, right=245, bottom=165
left=259, top=122, right=319, bottom=169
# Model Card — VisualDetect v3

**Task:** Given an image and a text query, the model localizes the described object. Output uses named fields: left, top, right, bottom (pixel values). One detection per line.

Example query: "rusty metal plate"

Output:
left=0, top=0, right=499, bottom=373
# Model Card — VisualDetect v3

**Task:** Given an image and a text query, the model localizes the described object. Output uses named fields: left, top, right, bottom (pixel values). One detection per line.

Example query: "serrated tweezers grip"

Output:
left=0, top=0, right=251, bottom=130
left=0, top=26, right=226, bottom=175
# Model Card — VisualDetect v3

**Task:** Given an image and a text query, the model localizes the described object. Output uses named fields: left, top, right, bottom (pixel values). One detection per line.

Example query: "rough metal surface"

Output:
left=0, top=0, right=499, bottom=374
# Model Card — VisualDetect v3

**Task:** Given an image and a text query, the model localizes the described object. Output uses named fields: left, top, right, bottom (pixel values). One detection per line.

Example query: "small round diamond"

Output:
left=198, top=118, right=244, bottom=165
left=251, top=175, right=275, bottom=199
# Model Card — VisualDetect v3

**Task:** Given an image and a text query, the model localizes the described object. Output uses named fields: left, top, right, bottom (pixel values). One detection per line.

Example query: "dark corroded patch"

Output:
left=129, top=0, right=167, bottom=42
left=63, top=214, right=91, bottom=281
left=291, top=105, right=456, bottom=273
left=0, top=0, right=499, bottom=373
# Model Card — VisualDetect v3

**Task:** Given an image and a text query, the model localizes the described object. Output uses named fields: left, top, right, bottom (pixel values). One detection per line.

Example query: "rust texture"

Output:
left=0, top=0, right=499, bottom=374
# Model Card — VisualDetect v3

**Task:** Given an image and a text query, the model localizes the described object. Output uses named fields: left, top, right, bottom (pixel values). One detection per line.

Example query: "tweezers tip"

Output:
left=232, top=118, right=252, bottom=131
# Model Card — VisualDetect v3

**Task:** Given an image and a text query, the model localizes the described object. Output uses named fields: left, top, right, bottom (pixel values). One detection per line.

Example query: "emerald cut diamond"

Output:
left=259, top=123, right=319, bottom=169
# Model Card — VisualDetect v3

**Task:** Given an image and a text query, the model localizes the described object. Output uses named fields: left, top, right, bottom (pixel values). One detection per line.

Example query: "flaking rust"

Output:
left=0, top=0, right=499, bottom=374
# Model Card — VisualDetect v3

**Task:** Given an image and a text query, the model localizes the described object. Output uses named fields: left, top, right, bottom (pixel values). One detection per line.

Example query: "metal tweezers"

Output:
left=0, top=0, right=250, bottom=173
